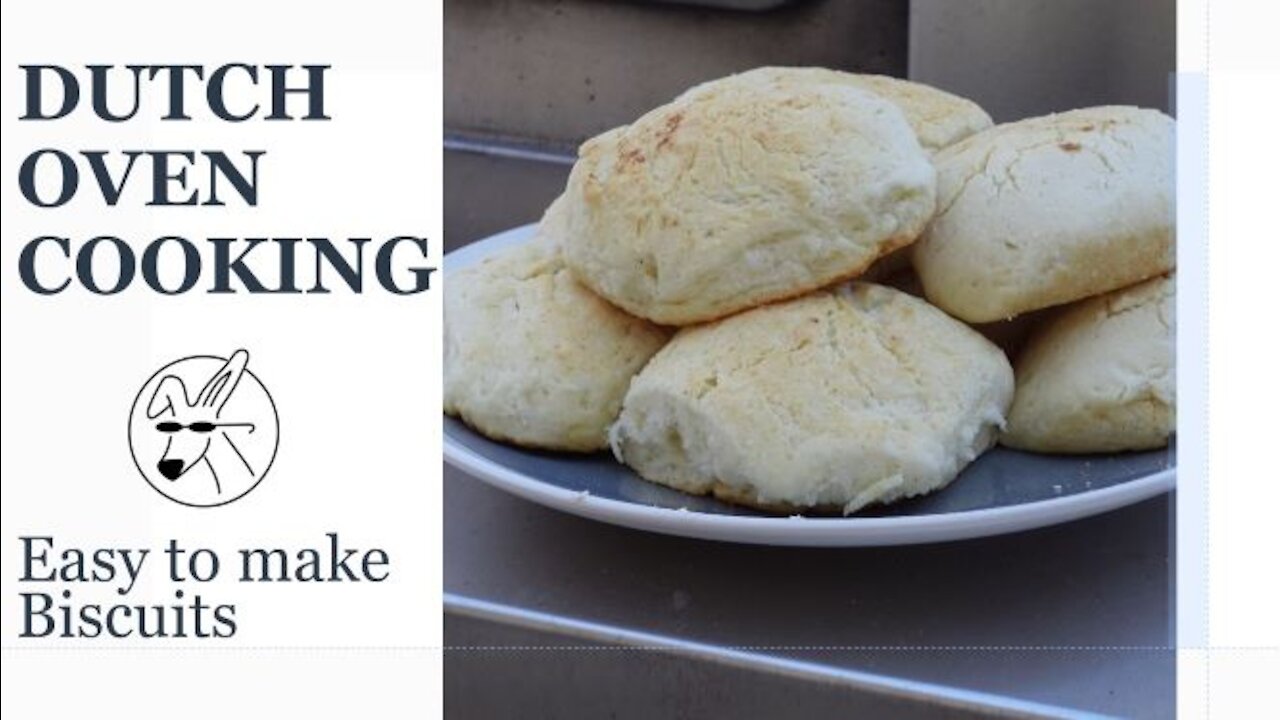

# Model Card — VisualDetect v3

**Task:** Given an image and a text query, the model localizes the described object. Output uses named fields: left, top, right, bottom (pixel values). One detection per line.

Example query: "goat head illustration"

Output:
left=146, top=350, right=257, bottom=493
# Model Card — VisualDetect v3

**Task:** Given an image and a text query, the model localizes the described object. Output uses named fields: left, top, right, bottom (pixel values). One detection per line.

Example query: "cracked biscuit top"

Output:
left=559, top=72, right=937, bottom=326
left=687, top=67, right=994, bottom=154
left=609, top=283, right=1014, bottom=514
left=913, top=106, right=1174, bottom=323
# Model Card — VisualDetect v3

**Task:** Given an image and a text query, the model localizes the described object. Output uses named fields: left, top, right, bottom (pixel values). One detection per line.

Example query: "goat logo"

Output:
left=128, top=350, right=279, bottom=507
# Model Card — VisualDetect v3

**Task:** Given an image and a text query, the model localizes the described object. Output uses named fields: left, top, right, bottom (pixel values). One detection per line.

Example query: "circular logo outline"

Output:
left=128, top=353, right=280, bottom=508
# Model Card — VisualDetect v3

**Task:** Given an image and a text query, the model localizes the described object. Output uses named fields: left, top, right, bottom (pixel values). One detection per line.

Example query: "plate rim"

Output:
left=444, top=225, right=1177, bottom=547
left=444, top=434, right=1174, bottom=547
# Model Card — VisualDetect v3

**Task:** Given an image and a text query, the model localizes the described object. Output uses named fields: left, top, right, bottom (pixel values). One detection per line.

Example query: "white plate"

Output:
left=443, top=226, right=1176, bottom=546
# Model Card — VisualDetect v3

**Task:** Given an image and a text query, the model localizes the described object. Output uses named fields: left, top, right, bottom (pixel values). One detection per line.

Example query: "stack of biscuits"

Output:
left=444, top=67, right=1175, bottom=515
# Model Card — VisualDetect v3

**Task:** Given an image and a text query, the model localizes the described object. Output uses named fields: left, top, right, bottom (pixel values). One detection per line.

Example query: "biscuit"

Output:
left=701, top=67, right=994, bottom=153
left=610, top=283, right=1014, bottom=514
left=913, top=106, right=1175, bottom=323
left=444, top=218, right=672, bottom=452
left=1002, top=274, right=1175, bottom=453
left=560, top=75, right=937, bottom=325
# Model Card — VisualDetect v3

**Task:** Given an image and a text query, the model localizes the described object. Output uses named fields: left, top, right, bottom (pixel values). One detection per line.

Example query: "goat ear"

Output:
left=147, top=376, right=190, bottom=418
left=198, top=349, right=249, bottom=414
